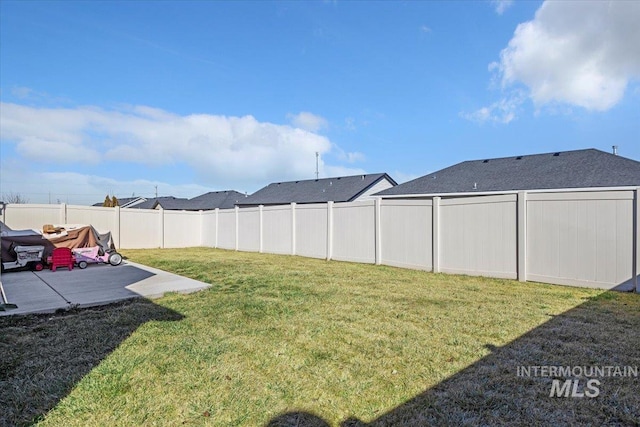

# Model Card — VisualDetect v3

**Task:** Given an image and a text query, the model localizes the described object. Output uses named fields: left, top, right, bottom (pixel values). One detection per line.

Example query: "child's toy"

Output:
left=72, top=246, right=122, bottom=269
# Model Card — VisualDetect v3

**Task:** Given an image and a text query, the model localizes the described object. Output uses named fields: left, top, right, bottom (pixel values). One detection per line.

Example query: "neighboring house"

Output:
left=134, top=196, right=188, bottom=210
left=92, top=191, right=246, bottom=211
left=237, top=173, right=397, bottom=207
left=151, top=191, right=246, bottom=211
left=376, top=148, right=640, bottom=197
left=92, top=197, right=147, bottom=208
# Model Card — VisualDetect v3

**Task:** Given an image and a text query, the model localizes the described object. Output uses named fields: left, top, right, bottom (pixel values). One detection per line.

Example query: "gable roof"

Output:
left=92, top=196, right=144, bottom=207
left=377, top=149, right=640, bottom=197
left=237, top=173, right=397, bottom=206
left=138, top=191, right=246, bottom=210
left=131, top=196, right=185, bottom=210
left=182, top=191, right=246, bottom=210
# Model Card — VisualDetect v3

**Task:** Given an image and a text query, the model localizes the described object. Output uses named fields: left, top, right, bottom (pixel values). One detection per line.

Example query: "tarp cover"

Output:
left=1, top=223, right=115, bottom=263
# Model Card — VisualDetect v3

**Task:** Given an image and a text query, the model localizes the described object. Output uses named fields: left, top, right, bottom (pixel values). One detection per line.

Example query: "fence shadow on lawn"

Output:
left=268, top=292, right=640, bottom=426
left=0, top=298, right=184, bottom=427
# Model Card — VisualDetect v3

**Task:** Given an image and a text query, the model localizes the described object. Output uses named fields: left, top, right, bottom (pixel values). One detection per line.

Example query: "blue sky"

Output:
left=1, top=0, right=639, bottom=204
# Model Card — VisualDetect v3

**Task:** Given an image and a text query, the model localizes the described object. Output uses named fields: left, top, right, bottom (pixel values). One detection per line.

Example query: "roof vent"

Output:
left=612, top=145, right=618, bottom=155
left=329, top=181, right=332, bottom=186
left=516, top=156, right=522, bottom=160
left=483, top=160, right=489, bottom=163
left=361, top=175, right=365, bottom=180
left=473, top=182, right=477, bottom=190
left=553, top=152, right=560, bottom=156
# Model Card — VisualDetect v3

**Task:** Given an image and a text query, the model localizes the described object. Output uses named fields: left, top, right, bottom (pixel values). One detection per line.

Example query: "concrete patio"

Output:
left=0, top=261, right=210, bottom=316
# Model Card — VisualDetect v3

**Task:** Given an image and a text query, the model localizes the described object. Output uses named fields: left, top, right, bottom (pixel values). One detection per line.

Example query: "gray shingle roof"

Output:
left=133, top=192, right=246, bottom=210
left=92, top=197, right=142, bottom=207
left=185, top=191, right=246, bottom=210
left=377, top=149, right=640, bottom=196
left=132, top=197, right=184, bottom=210
left=237, top=173, right=396, bottom=206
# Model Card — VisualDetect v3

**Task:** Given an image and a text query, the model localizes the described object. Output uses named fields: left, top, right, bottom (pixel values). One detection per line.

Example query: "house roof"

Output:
left=377, top=149, right=640, bottom=197
left=237, top=173, right=397, bottom=206
left=128, top=191, right=245, bottom=210
left=92, top=197, right=143, bottom=207
left=181, top=191, right=246, bottom=210
left=131, top=196, right=185, bottom=210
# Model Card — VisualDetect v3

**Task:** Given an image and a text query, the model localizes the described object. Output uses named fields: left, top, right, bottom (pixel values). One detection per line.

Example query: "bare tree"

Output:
left=3, top=192, right=30, bottom=204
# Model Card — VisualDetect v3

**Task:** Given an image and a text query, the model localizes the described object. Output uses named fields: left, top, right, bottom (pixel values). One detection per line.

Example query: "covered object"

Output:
left=1, top=223, right=116, bottom=266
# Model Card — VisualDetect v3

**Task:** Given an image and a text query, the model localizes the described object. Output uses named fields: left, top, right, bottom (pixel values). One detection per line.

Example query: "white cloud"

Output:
left=11, top=86, right=35, bottom=99
left=420, top=25, right=431, bottom=33
left=344, top=152, right=365, bottom=163
left=0, top=160, right=214, bottom=205
left=495, top=0, right=640, bottom=111
left=492, top=0, right=513, bottom=15
left=333, top=145, right=365, bottom=163
left=344, top=117, right=356, bottom=131
left=286, top=111, right=328, bottom=132
left=0, top=102, right=340, bottom=188
left=461, top=90, right=525, bottom=124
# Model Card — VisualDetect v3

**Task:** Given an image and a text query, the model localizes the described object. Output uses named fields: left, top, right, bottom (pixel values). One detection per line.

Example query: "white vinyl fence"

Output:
left=3, top=187, right=639, bottom=292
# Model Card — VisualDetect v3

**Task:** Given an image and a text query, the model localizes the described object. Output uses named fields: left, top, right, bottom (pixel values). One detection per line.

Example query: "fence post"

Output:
left=517, top=191, right=527, bottom=282
left=433, top=197, right=440, bottom=273
left=291, top=203, right=296, bottom=256
left=159, top=207, right=165, bottom=249
left=60, top=203, right=67, bottom=224
left=375, top=198, right=382, bottom=265
left=327, top=201, right=334, bottom=260
left=215, top=208, right=219, bottom=249
left=235, top=206, right=239, bottom=251
left=199, top=210, right=204, bottom=247
left=634, top=188, right=639, bottom=293
left=114, top=205, right=121, bottom=249
left=259, top=205, right=264, bottom=253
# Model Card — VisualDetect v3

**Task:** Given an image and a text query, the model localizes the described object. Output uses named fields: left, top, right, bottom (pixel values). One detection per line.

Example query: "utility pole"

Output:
left=155, top=185, right=158, bottom=198
left=315, top=152, right=319, bottom=180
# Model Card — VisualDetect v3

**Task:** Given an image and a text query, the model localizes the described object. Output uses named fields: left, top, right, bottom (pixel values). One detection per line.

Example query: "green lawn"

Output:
left=1, top=248, right=638, bottom=426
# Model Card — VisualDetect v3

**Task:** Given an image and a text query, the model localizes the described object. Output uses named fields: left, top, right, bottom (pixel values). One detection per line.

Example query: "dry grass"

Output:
left=1, top=248, right=638, bottom=426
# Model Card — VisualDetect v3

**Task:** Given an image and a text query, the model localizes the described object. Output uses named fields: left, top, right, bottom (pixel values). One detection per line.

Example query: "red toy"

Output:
left=48, top=247, right=75, bottom=272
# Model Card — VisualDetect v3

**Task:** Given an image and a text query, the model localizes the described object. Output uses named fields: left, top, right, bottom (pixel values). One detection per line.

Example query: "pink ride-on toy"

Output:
left=72, top=246, right=123, bottom=269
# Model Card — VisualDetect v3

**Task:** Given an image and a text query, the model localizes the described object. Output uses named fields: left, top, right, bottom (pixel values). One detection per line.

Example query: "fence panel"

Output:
left=66, top=205, right=117, bottom=234
left=332, top=201, right=376, bottom=263
left=381, top=199, right=433, bottom=270
left=527, top=191, right=634, bottom=290
left=238, top=207, right=260, bottom=252
left=295, top=204, right=328, bottom=259
left=217, top=209, right=236, bottom=250
left=439, top=194, right=517, bottom=279
left=4, top=190, right=636, bottom=293
left=164, top=210, right=201, bottom=248
left=119, top=209, right=161, bottom=248
left=4, top=204, right=62, bottom=230
left=263, top=205, right=292, bottom=255
left=201, top=211, right=217, bottom=247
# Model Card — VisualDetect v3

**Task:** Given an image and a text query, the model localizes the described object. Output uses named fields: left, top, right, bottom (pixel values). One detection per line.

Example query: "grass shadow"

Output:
left=0, top=298, right=184, bottom=426
left=269, top=292, right=640, bottom=426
